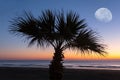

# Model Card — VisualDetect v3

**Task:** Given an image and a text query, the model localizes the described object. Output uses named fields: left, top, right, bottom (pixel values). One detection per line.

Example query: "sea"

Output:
left=0, top=60, right=120, bottom=70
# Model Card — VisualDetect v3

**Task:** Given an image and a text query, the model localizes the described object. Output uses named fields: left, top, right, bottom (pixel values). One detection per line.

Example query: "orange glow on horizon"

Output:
left=0, top=47, right=120, bottom=60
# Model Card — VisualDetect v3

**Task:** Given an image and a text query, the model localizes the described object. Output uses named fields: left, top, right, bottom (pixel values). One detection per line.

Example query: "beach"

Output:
left=0, top=67, right=120, bottom=80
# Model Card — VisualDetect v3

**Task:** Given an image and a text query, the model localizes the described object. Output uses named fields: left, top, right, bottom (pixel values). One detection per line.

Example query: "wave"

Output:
left=64, top=64, right=120, bottom=70
left=0, top=60, right=120, bottom=70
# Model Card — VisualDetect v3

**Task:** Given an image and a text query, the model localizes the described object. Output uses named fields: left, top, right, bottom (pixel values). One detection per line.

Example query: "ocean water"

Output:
left=0, top=60, right=120, bottom=70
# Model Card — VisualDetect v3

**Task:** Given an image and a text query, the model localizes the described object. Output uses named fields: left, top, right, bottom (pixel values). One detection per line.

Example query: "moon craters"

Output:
left=95, top=8, right=112, bottom=22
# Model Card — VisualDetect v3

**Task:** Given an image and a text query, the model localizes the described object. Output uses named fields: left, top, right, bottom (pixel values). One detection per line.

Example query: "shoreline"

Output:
left=0, top=67, right=120, bottom=80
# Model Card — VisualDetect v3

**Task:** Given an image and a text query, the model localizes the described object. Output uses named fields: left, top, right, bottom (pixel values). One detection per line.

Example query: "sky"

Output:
left=0, top=0, right=120, bottom=60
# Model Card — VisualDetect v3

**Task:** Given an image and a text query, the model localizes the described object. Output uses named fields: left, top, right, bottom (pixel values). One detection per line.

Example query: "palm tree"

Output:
left=9, top=10, right=106, bottom=80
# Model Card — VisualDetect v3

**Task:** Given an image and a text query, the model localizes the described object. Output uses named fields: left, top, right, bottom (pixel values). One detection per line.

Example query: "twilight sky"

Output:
left=0, top=0, right=120, bottom=60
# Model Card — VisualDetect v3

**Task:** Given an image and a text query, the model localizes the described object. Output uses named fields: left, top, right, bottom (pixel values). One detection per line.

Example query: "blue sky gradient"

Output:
left=0, top=0, right=120, bottom=60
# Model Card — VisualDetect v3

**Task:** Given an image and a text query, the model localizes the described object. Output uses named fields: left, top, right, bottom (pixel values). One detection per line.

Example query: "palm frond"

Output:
left=9, top=12, right=49, bottom=47
left=56, top=11, right=87, bottom=41
left=38, top=10, right=55, bottom=33
left=66, top=29, right=106, bottom=55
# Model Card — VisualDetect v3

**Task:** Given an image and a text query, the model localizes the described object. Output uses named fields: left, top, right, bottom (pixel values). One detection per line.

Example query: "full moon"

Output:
left=95, top=8, right=112, bottom=22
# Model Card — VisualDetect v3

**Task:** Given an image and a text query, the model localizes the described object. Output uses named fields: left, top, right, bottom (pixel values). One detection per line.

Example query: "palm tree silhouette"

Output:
left=9, top=10, right=106, bottom=80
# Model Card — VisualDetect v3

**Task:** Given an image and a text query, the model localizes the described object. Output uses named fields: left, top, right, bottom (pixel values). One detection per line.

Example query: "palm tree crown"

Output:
left=10, top=10, right=105, bottom=54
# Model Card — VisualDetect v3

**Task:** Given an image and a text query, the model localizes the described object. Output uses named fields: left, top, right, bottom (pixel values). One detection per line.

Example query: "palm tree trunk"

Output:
left=49, top=48, right=64, bottom=80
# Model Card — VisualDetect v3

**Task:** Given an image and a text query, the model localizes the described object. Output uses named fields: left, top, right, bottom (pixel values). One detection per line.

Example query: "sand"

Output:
left=0, top=67, right=120, bottom=80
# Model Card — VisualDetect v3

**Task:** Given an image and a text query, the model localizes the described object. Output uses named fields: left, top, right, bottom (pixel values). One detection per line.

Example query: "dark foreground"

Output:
left=0, top=67, right=120, bottom=80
